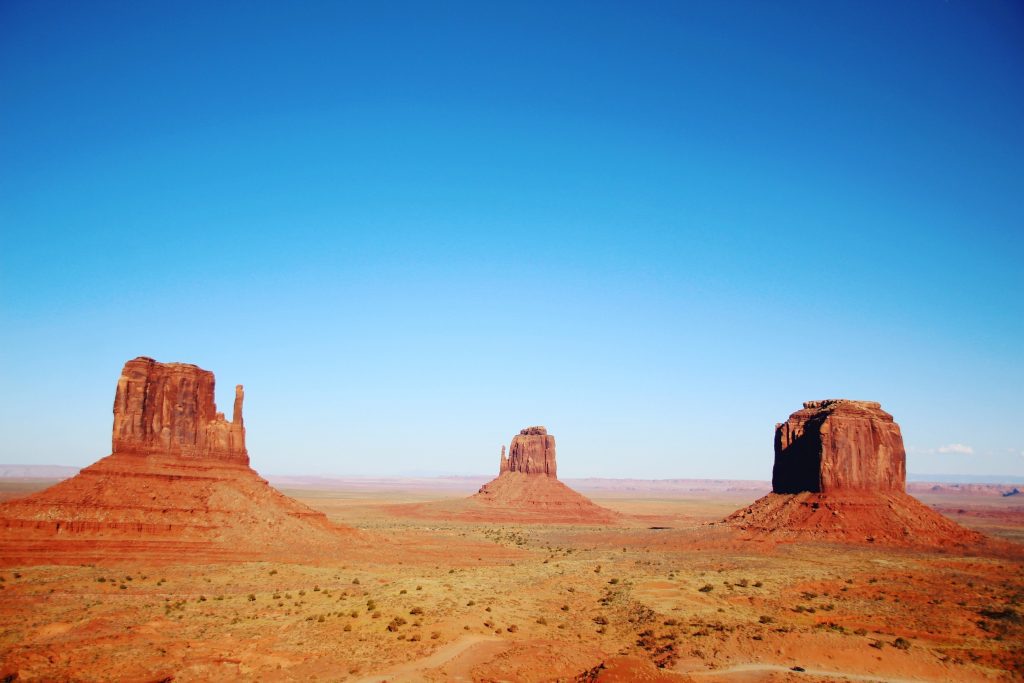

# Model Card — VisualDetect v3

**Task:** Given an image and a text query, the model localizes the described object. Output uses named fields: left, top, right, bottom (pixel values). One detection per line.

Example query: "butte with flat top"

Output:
left=0, top=356, right=357, bottom=565
left=725, top=399, right=983, bottom=546
left=391, top=426, right=619, bottom=524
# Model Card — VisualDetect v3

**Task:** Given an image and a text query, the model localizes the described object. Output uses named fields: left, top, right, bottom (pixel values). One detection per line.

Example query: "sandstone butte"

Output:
left=725, top=399, right=983, bottom=547
left=0, top=357, right=356, bottom=565
left=469, top=427, right=619, bottom=524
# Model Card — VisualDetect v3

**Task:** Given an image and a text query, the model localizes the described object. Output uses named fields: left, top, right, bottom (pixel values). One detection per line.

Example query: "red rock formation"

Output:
left=0, top=357, right=357, bottom=565
left=389, top=426, right=618, bottom=524
left=726, top=399, right=983, bottom=547
left=773, top=400, right=905, bottom=494
left=112, top=357, right=248, bottom=463
left=505, top=426, right=557, bottom=477
left=469, top=426, right=616, bottom=524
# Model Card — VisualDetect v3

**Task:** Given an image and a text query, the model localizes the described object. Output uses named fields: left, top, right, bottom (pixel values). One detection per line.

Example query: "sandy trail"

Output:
left=688, top=663, right=946, bottom=683
left=353, top=635, right=502, bottom=683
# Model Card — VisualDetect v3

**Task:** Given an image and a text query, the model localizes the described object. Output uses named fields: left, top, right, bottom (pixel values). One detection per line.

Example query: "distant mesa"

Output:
left=470, top=426, right=618, bottom=524
left=0, top=356, right=357, bottom=565
left=389, top=426, right=619, bottom=525
left=725, top=399, right=983, bottom=547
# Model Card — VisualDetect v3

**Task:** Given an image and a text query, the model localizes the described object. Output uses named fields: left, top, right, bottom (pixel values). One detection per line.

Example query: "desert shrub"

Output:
left=298, top=590, right=306, bottom=596
left=507, top=624, right=518, bottom=632
left=979, top=607, right=1022, bottom=623
left=431, top=631, right=440, bottom=639
left=466, top=600, right=476, bottom=606
left=663, top=618, right=678, bottom=626
left=366, top=599, right=376, bottom=611
left=313, top=585, right=320, bottom=592
left=869, top=640, right=884, bottom=649
left=736, top=578, right=749, bottom=587
left=594, top=615, right=609, bottom=625
left=608, top=578, right=619, bottom=585
left=343, top=624, right=352, bottom=631
left=485, top=606, right=492, bottom=612
left=387, top=617, right=407, bottom=631
left=372, top=611, right=381, bottom=619
left=698, top=584, right=714, bottom=593
left=759, top=615, right=773, bottom=624
left=350, top=610, right=359, bottom=618
left=560, top=604, right=570, bottom=611
left=892, top=637, right=911, bottom=650
left=753, top=581, right=763, bottom=588
left=399, top=589, right=407, bottom=594
left=854, top=628, right=868, bottom=636
left=269, top=569, right=277, bottom=575
left=119, top=584, right=127, bottom=590
left=410, top=606, right=424, bottom=615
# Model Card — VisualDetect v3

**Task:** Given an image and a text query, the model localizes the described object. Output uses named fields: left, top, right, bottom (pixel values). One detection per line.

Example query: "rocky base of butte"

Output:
left=0, top=357, right=356, bottom=565
left=724, top=399, right=983, bottom=547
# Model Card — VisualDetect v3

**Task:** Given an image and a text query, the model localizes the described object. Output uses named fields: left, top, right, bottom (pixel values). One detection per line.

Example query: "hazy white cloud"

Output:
left=937, top=443, right=974, bottom=455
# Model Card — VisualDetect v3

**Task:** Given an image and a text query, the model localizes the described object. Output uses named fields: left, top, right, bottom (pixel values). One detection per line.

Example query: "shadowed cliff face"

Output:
left=500, top=426, right=557, bottom=478
left=112, top=357, right=247, bottom=464
left=772, top=400, right=906, bottom=494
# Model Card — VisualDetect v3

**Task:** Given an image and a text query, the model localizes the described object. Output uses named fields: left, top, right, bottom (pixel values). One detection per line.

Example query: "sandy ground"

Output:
left=1, top=479, right=1022, bottom=682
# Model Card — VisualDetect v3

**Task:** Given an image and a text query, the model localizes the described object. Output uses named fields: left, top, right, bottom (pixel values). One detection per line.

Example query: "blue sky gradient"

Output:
left=2, top=1, right=1022, bottom=478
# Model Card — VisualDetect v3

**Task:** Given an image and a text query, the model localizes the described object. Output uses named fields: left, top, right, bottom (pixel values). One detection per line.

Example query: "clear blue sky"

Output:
left=2, top=1, right=1022, bottom=479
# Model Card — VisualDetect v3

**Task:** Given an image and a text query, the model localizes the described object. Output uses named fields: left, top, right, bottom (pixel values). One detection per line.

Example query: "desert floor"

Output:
left=1, top=479, right=1021, bottom=682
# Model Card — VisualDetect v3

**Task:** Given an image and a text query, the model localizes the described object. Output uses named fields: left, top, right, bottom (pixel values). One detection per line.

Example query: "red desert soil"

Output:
left=1, top=393, right=1022, bottom=681
left=0, top=476, right=1022, bottom=682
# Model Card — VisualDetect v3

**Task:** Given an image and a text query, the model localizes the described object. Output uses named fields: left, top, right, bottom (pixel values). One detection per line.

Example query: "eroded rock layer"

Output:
left=0, top=357, right=356, bottom=565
